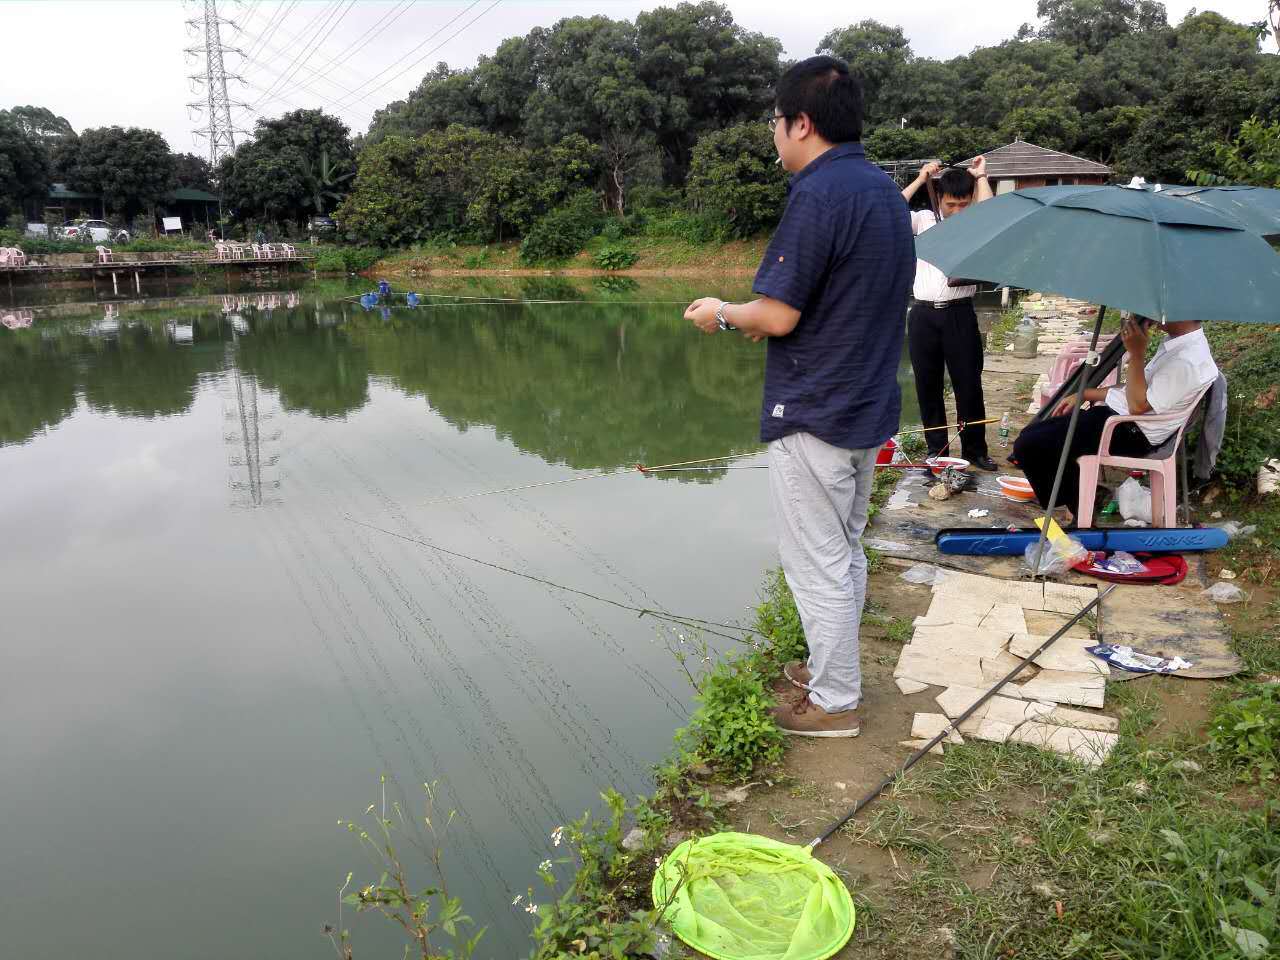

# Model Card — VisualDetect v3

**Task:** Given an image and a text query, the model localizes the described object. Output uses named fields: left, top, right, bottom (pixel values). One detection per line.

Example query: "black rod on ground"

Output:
left=810, top=582, right=1116, bottom=849
left=1026, top=306, right=1108, bottom=576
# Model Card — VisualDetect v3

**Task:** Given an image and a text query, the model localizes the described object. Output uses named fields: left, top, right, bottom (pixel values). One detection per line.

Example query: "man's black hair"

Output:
left=937, top=168, right=975, bottom=200
left=775, top=55, right=863, bottom=144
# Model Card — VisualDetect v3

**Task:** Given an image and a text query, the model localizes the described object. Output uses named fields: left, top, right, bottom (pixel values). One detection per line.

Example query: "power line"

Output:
left=251, top=0, right=349, bottom=108
left=239, top=1, right=411, bottom=112
left=254, top=0, right=357, bottom=110
left=241, top=0, right=298, bottom=64
left=331, top=0, right=495, bottom=110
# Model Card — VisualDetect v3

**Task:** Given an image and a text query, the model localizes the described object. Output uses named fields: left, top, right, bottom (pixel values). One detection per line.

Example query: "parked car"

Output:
left=61, top=219, right=114, bottom=242
left=65, top=220, right=131, bottom=243
left=308, top=216, right=337, bottom=234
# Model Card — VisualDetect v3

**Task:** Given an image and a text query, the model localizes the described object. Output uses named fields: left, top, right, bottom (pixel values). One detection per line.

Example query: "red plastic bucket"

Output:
left=876, top=437, right=897, bottom=465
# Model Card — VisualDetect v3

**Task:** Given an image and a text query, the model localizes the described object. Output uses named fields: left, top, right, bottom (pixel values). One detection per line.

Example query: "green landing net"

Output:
left=651, top=832, right=856, bottom=960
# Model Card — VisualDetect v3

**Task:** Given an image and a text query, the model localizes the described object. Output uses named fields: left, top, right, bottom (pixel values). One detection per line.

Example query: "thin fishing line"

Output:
left=343, top=515, right=756, bottom=643
left=421, top=451, right=764, bottom=504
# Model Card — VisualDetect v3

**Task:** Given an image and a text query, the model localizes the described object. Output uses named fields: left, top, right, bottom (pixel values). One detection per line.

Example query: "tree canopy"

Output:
left=62, top=126, right=176, bottom=220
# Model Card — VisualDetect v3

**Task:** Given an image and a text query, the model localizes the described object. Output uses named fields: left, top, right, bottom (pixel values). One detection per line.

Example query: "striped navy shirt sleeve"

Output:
left=752, top=189, right=835, bottom=313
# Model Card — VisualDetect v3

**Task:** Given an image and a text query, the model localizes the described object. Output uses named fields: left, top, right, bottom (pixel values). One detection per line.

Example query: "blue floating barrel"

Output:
left=378, top=280, right=391, bottom=296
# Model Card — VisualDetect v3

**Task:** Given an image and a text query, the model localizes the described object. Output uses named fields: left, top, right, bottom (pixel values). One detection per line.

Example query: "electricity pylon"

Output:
left=185, top=0, right=246, bottom=165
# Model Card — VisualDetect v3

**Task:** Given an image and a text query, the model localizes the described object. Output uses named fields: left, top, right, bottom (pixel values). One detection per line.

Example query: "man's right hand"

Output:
left=918, top=160, right=942, bottom=181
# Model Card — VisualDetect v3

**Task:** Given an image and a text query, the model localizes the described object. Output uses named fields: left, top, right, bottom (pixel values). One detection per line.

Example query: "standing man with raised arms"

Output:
left=902, top=159, right=996, bottom=470
left=683, top=55, right=915, bottom=737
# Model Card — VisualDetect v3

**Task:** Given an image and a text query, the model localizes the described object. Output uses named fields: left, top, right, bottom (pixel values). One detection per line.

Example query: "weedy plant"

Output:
left=529, top=790, right=690, bottom=960
left=1208, top=682, right=1280, bottom=781
left=328, top=778, right=484, bottom=960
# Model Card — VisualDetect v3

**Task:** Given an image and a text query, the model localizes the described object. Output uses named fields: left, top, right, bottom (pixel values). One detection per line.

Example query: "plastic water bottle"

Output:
left=999, top=413, right=1010, bottom=448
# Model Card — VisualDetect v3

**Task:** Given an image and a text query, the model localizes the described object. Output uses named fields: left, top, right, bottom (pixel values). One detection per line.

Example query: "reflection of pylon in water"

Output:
left=222, top=334, right=282, bottom=508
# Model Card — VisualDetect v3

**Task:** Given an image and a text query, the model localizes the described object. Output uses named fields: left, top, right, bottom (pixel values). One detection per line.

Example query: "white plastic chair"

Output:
left=96, top=245, right=113, bottom=263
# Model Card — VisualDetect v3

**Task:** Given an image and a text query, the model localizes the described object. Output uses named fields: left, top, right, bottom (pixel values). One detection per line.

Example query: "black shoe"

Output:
left=971, top=455, right=998, bottom=472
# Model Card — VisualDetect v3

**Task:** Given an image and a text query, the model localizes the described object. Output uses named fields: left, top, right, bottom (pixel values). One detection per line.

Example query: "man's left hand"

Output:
left=685, top=297, right=722, bottom=334
left=968, top=155, right=987, bottom=179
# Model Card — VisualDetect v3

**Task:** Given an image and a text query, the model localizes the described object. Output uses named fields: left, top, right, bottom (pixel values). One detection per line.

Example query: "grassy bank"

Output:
left=369, top=235, right=769, bottom=278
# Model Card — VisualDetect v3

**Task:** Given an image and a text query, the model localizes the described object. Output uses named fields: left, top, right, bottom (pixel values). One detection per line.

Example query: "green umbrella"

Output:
left=1148, top=184, right=1280, bottom=240
left=914, top=184, right=1280, bottom=324
left=914, top=184, right=1280, bottom=567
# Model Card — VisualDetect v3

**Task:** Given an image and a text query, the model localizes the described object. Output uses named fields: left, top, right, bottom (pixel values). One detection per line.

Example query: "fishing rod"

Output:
left=810, top=582, right=1116, bottom=848
left=343, top=515, right=757, bottom=645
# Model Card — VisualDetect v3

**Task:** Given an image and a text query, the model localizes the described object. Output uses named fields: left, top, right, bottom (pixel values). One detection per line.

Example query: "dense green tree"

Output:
left=816, top=20, right=911, bottom=125
left=472, top=35, right=542, bottom=137
left=635, top=2, right=781, bottom=181
left=1189, top=117, right=1280, bottom=187
left=519, top=16, right=659, bottom=213
left=1034, top=0, right=1168, bottom=54
left=336, top=127, right=599, bottom=245
left=364, top=63, right=484, bottom=144
left=864, top=126, right=932, bottom=162
left=171, top=153, right=213, bottom=191
left=998, top=105, right=1082, bottom=151
left=874, top=58, right=963, bottom=130
left=219, top=109, right=353, bottom=226
left=0, top=112, right=50, bottom=220
left=1, top=105, right=74, bottom=146
left=685, top=122, right=786, bottom=237
left=63, top=126, right=175, bottom=220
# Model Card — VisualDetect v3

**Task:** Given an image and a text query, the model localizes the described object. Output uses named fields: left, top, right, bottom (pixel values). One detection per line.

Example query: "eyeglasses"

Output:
left=767, top=114, right=793, bottom=132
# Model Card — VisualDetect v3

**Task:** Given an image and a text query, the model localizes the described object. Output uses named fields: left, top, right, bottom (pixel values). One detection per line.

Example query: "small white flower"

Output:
left=551, top=826, right=564, bottom=847
left=538, top=859, right=552, bottom=872
left=524, top=902, right=539, bottom=915
left=654, top=857, right=662, bottom=867
left=512, top=894, right=523, bottom=906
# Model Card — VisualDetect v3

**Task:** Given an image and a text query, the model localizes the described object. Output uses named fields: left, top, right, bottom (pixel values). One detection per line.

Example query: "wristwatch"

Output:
left=716, top=301, right=737, bottom=332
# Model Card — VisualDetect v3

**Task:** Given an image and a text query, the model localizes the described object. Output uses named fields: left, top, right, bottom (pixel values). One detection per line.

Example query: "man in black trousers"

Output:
left=901, top=158, right=996, bottom=470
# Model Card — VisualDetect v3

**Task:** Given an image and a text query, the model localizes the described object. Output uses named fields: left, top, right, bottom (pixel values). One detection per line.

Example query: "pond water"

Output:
left=1, top=276, right=924, bottom=958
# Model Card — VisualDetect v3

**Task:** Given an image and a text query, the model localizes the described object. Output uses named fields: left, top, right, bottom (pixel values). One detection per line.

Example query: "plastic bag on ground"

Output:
left=1024, top=533, right=1089, bottom=575
left=1258, top=459, right=1280, bottom=496
left=1202, top=582, right=1247, bottom=604
left=1117, top=476, right=1152, bottom=523
left=901, top=563, right=944, bottom=586
left=1219, top=522, right=1258, bottom=539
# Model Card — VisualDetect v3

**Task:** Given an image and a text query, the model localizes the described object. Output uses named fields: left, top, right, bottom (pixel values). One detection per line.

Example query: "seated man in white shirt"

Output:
left=902, top=158, right=997, bottom=470
left=1010, top=315, right=1219, bottom=515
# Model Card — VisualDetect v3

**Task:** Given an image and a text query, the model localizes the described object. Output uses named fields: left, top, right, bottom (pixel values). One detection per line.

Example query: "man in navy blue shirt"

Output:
left=685, top=56, right=915, bottom=737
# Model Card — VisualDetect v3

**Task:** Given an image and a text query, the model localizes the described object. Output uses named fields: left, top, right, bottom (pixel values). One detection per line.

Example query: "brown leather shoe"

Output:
left=783, top=660, right=812, bottom=690
left=772, top=695, right=861, bottom=738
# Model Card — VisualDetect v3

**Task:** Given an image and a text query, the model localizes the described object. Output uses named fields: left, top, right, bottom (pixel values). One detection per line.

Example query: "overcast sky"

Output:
left=4, top=0, right=1276, bottom=159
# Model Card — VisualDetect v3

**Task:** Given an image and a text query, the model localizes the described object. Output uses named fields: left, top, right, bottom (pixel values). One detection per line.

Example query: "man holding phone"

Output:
left=1011, top=315, right=1219, bottom=513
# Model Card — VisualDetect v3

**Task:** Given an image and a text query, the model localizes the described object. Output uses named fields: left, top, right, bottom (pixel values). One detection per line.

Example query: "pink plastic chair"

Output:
left=1038, top=335, right=1120, bottom=409
left=1075, top=381, right=1214, bottom=528
left=96, top=245, right=113, bottom=263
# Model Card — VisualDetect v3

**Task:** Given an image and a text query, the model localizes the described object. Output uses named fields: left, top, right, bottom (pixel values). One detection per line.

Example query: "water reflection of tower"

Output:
left=221, top=305, right=282, bottom=508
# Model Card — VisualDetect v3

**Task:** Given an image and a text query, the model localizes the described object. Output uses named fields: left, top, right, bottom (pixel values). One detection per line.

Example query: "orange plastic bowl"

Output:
left=997, top=476, right=1036, bottom=501
left=926, top=456, right=970, bottom=476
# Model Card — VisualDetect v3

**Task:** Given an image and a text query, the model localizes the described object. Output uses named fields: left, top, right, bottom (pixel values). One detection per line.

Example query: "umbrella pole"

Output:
left=1028, top=305, right=1108, bottom=576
